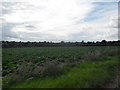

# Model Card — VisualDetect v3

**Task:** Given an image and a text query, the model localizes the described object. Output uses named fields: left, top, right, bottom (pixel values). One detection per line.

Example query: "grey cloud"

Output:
left=1, top=2, right=18, bottom=15
left=1, top=1, right=29, bottom=15
left=15, top=31, right=69, bottom=42
left=1, top=1, right=118, bottom=42
left=2, top=22, right=20, bottom=40
left=68, top=31, right=91, bottom=41
left=25, top=25, right=35, bottom=28
left=2, top=2, right=15, bottom=7
left=24, top=25, right=36, bottom=30
left=111, top=18, right=118, bottom=28
left=109, top=32, right=118, bottom=39
left=2, top=2, right=25, bottom=10
left=2, top=8, right=11, bottom=14
left=69, top=30, right=106, bottom=41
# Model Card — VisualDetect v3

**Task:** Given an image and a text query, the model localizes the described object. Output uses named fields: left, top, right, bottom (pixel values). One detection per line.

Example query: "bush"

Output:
left=3, top=60, right=66, bottom=87
left=2, top=74, right=20, bottom=88
left=103, top=48, right=118, bottom=56
left=83, top=48, right=118, bottom=62
left=3, top=61, right=45, bottom=87
left=83, top=50, right=102, bottom=61
left=43, top=61, right=65, bottom=77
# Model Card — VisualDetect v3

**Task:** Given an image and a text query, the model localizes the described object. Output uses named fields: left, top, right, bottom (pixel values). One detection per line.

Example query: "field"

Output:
left=2, top=46, right=120, bottom=88
left=0, top=48, right=2, bottom=89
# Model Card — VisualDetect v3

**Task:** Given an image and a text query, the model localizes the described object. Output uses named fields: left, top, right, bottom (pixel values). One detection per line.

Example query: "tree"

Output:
left=101, top=40, right=107, bottom=43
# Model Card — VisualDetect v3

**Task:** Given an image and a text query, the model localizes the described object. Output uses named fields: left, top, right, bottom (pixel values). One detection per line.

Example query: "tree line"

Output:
left=1, top=40, right=120, bottom=48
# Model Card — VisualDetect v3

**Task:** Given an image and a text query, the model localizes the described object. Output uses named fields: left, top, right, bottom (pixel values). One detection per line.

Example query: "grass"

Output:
left=2, top=46, right=117, bottom=76
left=0, top=77, right=1, bottom=89
left=2, top=46, right=119, bottom=88
left=11, top=55, right=119, bottom=88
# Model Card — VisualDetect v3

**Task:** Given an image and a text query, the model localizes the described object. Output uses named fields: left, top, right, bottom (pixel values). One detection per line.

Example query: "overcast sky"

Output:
left=1, top=0, right=119, bottom=42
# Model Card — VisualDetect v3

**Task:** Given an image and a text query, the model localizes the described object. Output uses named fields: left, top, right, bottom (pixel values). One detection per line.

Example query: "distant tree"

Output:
left=101, top=40, right=107, bottom=43
left=81, top=40, right=84, bottom=43
left=87, top=42, right=92, bottom=44
left=96, top=41, right=100, bottom=43
left=2, top=40, right=119, bottom=48
left=61, top=41, right=64, bottom=43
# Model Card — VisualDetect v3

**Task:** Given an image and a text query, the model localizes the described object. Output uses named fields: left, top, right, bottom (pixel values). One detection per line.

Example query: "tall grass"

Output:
left=11, top=56, right=118, bottom=88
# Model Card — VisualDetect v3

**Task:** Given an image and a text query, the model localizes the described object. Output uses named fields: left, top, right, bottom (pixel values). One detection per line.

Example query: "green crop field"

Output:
left=2, top=46, right=120, bottom=88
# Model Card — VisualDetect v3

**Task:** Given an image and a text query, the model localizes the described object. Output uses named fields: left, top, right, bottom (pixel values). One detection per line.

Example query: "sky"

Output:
left=0, top=0, right=119, bottom=42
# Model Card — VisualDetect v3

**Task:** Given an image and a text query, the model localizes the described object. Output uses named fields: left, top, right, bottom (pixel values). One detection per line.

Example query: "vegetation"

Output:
left=0, top=47, right=2, bottom=89
left=2, top=40, right=120, bottom=48
left=2, top=46, right=119, bottom=88
left=12, top=56, right=119, bottom=88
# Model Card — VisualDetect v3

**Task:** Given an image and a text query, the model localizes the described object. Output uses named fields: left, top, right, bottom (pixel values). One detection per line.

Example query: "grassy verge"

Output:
left=11, top=55, right=119, bottom=88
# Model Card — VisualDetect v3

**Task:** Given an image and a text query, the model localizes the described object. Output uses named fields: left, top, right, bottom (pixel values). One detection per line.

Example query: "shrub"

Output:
left=83, top=50, right=102, bottom=61
left=83, top=48, right=118, bottom=62
left=43, top=61, right=65, bottom=77
left=2, top=74, right=20, bottom=88
left=103, top=48, right=118, bottom=56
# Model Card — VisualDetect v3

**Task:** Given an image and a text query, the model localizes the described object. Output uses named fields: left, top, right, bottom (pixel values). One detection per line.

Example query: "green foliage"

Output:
left=2, top=46, right=119, bottom=88
left=43, top=61, right=65, bottom=77
left=2, top=46, right=118, bottom=75
left=11, top=56, right=118, bottom=88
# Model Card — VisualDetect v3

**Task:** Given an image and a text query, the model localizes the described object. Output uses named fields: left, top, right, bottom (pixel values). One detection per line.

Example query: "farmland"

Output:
left=2, top=46, right=120, bottom=88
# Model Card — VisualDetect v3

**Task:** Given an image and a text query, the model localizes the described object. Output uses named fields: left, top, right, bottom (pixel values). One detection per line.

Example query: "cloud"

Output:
left=1, top=0, right=118, bottom=41
left=2, top=22, right=20, bottom=40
